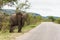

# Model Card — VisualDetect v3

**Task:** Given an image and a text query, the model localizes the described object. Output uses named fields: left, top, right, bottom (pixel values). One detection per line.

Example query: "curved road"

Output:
left=15, top=22, right=60, bottom=40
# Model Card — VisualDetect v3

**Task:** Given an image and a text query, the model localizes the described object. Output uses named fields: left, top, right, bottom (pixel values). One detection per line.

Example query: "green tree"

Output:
left=0, top=0, right=17, bottom=31
left=55, top=18, right=60, bottom=24
left=48, top=16, right=55, bottom=22
left=0, top=0, right=17, bottom=9
left=15, top=0, right=30, bottom=13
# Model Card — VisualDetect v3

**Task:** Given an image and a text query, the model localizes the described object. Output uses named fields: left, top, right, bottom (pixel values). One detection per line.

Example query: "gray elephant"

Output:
left=9, top=12, right=28, bottom=33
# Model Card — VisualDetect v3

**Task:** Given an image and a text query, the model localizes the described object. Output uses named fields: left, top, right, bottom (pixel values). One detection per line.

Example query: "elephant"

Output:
left=9, top=12, right=28, bottom=33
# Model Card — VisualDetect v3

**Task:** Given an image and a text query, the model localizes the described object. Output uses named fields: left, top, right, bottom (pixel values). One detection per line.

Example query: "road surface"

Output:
left=15, top=22, right=60, bottom=40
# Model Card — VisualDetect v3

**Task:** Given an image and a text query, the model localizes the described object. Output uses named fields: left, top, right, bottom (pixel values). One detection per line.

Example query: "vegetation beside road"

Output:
left=0, top=11, right=42, bottom=40
left=0, top=22, right=40, bottom=40
left=0, top=11, right=60, bottom=40
left=0, top=0, right=60, bottom=40
left=42, top=16, right=60, bottom=24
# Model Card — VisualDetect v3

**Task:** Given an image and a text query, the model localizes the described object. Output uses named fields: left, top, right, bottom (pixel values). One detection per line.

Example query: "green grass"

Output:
left=0, top=22, right=40, bottom=40
left=22, top=23, right=39, bottom=32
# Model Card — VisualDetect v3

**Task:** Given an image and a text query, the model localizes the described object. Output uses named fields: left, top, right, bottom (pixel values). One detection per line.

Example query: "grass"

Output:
left=0, top=22, right=40, bottom=40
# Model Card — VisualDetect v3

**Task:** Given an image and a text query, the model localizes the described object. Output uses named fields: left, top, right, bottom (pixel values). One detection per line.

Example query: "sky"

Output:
left=2, top=0, right=60, bottom=17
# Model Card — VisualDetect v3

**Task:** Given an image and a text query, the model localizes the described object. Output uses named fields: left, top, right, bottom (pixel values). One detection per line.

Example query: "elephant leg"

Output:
left=18, top=21, right=23, bottom=32
left=9, top=25, right=15, bottom=33
left=18, top=25, right=22, bottom=32
left=21, top=17, right=25, bottom=27
left=18, top=22, right=25, bottom=32
left=18, top=17, right=25, bottom=32
left=21, top=21, right=25, bottom=27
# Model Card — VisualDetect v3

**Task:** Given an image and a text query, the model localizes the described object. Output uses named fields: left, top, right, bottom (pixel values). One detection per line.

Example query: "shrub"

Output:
left=48, top=16, right=55, bottom=22
left=55, top=18, right=60, bottom=24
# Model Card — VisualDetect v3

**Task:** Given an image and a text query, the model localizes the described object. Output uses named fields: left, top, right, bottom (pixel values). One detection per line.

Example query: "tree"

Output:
left=55, top=18, right=60, bottom=24
left=48, top=16, right=55, bottom=22
left=0, top=0, right=30, bottom=12
left=0, top=0, right=17, bottom=31
left=0, top=0, right=17, bottom=9
left=15, top=0, right=30, bottom=13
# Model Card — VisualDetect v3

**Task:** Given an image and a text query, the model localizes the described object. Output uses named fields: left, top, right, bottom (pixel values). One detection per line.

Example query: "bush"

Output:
left=0, top=12, right=10, bottom=32
left=48, top=16, right=55, bottom=22
left=55, top=18, right=60, bottom=24
left=26, top=14, right=42, bottom=25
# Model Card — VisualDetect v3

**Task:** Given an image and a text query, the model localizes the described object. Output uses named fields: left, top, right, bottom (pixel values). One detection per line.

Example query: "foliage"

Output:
left=55, top=18, right=60, bottom=24
left=48, top=16, right=55, bottom=22
left=15, top=0, right=30, bottom=13
left=42, top=18, right=52, bottom=22
left=0, top=0, right=17, bottom=8
left=25, top=13, right=42, bottom=25
left=0, top=12, right=42, bottom=32
left=0, top=22, right=40, bottom=40
left=0, top=11, right=42, bottom=40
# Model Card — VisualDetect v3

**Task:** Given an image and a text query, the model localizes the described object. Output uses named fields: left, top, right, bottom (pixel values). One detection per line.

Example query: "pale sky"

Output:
left=2, top=0, right=60, bottom=17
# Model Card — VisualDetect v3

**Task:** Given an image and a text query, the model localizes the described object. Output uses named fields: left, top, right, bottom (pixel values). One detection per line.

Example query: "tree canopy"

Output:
left=0, top=0, right=30, bottom=13
left=0, top=0, right=17, bottom=8
left=15, top=0, right=30, bottom=12
left=48, top=16, right=55, bottom=22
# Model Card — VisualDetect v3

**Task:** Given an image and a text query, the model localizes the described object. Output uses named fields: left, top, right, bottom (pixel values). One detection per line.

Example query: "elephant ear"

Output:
left=22, top=13, right=28, bottom=21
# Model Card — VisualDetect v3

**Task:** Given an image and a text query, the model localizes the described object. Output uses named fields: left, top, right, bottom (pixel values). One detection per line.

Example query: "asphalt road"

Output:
left=15, top=22, right=60, bottom=40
